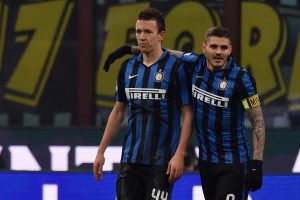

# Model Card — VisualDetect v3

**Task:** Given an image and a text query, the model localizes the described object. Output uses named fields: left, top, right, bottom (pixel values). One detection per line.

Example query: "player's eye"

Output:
left=210, top=44, right=217, bottom=49
left=221, top=45, right=228, bottom=50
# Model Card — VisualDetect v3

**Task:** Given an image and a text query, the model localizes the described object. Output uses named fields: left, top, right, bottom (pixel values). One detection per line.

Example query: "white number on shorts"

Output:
left=151, top=188, right=169, bottom=200
left=226, top=194, right=235, bottom=200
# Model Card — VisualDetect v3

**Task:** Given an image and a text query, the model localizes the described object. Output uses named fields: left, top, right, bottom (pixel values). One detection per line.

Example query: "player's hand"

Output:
left=166, top=154, right=184, bottom=183
left=93, top=152, right=105, bottom=181
left=247, top=160, right=263, bottom=191
left=103, top=45, right=132, bottom=72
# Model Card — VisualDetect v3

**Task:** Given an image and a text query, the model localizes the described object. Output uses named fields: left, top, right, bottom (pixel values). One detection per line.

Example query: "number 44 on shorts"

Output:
left=151, top=188, right=169, bottom=200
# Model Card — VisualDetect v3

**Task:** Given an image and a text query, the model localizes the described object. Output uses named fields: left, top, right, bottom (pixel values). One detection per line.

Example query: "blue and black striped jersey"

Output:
left=181, top=53, right=260, bottom=164
left=115, top=49, right=191, bottom=166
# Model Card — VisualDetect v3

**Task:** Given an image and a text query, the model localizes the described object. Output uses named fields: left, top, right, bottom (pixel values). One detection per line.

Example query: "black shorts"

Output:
left=116, top=163, right=173, bottom=200
left=199, top=161, right=249, bottom=200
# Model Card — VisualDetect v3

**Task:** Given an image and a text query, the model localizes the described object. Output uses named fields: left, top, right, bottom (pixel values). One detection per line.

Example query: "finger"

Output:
left=168, top=167, right=175, bottom=183
left=94, top=163, right=104, bottom=181
left=166, top=163, right=171, bottom=175
left=98, top=166, right=103, bottom=180
left=93, top=163, right=100, bottom=180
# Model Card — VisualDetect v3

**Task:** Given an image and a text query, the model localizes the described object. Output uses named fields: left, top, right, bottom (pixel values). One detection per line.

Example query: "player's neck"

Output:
left=206, top=62, right=227, bottom=72
left=142, top=47, right=163, bottom=67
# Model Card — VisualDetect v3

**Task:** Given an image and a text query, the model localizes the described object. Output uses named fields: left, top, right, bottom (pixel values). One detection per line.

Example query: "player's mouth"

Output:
left=139, top=42, right=149, bottom=46
left=213, top=57, right=223, bottom=63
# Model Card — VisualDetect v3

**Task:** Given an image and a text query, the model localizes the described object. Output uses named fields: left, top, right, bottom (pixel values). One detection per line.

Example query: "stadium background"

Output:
left=0, top=0, right=300, bottom=199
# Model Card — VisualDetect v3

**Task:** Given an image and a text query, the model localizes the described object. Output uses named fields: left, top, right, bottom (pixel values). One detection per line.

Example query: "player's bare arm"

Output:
left=93, top=102, right=127, bottom=180
left=167, top=105, right=193, bottom=183
left=166, top=49, right=184, bottom=58
left=248, top=106, right=265, bottom=161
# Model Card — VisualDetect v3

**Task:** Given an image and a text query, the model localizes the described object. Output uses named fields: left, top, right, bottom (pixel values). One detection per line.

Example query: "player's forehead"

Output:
left=136, top=20, right=158, bottom=31
left=206, top=36, right=231, bottom=46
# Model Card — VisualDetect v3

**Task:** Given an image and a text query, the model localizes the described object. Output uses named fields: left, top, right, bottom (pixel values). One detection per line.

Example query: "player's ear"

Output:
left=202, top=42, right=207, bottom=53
left=158, top=31, right=165, bottom=41
left=228, top=44, right=232, bottom=54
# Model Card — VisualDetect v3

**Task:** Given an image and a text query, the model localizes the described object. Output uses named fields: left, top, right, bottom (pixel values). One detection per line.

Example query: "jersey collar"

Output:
left=136, top=48, right=168, bottom=65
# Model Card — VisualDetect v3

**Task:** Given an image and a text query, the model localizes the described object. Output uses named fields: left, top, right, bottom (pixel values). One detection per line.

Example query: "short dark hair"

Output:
left=138, top=8, right=165, bottom=33
left=204, top=26, right=232, bottom=44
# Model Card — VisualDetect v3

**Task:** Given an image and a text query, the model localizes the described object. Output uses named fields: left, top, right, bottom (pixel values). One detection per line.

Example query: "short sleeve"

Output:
left=181, top=53, right=203, bottom=76
left=115, top=60, right=128, bottom=102
left=239, top=69, right=261, bottom=110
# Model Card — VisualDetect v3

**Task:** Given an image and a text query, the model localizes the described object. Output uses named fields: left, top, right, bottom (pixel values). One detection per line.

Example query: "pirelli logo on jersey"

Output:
left=192, top=85, right=229, bottom=107
left=125, top=88, right=166, bottom=100
left=242, top=94, right=261, bottom=110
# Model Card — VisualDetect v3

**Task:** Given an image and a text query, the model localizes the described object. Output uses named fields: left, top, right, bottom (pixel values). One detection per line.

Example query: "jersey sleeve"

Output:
left=238, top=69, right=261, bottom=110
left=115, top=60, right=128, bottom=102
left=176, top=62, right=192, bottom=107
left=181, top=53, right=199, bottom=62
left=181, top=53, right=203, bottom=76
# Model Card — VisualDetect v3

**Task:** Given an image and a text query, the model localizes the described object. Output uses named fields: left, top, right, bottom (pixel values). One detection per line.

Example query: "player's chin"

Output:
left=139, top=44, right=148, bottom=48
left=140, top=48, right=151, bottom=54
left=213, top=60, right=225, bottom=67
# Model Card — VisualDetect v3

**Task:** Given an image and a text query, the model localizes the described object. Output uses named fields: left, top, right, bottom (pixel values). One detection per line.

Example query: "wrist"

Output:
left=131, top=46, right=140, bottom=54
left=98, top=145, right=106, bottom=155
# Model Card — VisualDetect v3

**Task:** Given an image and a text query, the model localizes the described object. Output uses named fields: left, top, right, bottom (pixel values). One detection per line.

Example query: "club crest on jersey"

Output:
left=154, top=70, right=164, bottom=82
left=218, top=80, right=228, bottom=91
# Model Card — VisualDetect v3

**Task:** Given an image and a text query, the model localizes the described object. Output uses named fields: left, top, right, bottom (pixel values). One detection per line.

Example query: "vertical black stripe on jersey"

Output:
left=125, top=60, right=139, bottom=163
left=214, top=70, right=232, bottom=163
left=204, top=72, right=215, bottom=162
left=230, top=70, right=245, bottom=163
left=149, top=54, right=169, bottom=165
left=194, top=63, right=206, bottom=161
left=164, top=58, right=181, bottom=164
left=136, top=66, right=151, bottom=163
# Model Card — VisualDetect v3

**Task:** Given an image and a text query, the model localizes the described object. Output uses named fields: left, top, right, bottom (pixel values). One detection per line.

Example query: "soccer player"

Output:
left=93, top=8, right=193, bottom=200
left=180, top=27, right=265, bottom=200
left=103, top=26, right=266, bottom=200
